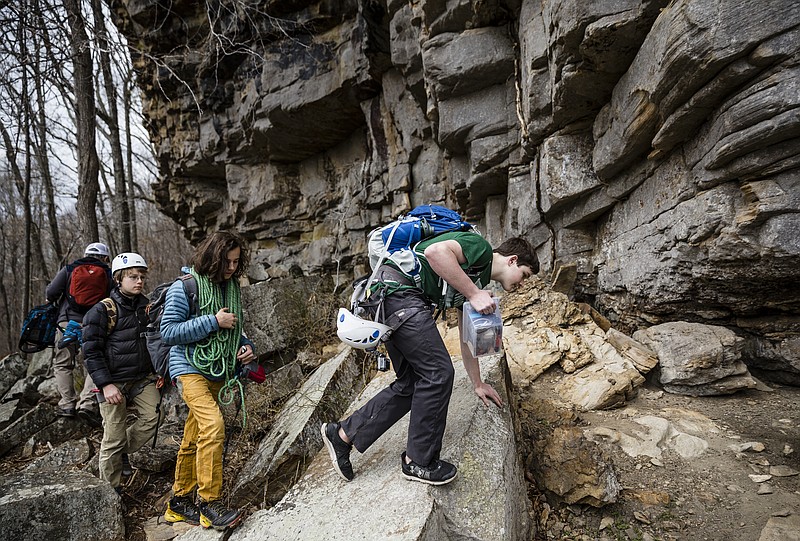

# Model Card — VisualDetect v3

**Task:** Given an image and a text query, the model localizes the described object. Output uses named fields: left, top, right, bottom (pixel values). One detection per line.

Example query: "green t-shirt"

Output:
left=414, top=231, right=493, bottom=308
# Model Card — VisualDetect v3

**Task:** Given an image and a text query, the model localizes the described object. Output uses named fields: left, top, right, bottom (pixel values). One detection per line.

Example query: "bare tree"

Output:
left=91, top=0, right=131, bottom=250
left=63, top=0, right=100, bottom=243
left=31, top=0, right=63, bottom=269
left=0, top=0, right=193, bottom=356
left=122, top=68, right=138, bottom=250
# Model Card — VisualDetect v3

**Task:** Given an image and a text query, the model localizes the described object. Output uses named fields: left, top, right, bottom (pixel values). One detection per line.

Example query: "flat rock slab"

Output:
left=758, top=513, right=800, bottom=541
left=230, top=348, right=367, bottom=506
left=0, top=402, right=56, bottom=457
left=229, top=354, right=530, bottom=541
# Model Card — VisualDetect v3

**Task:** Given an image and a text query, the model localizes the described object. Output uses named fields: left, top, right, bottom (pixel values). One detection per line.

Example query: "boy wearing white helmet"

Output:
left=82, top=252, right=160, bottom=493
left=45, top=241, right=113, bottom=425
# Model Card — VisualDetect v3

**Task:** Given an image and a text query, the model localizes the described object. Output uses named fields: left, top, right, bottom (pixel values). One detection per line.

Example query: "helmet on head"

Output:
left=112, top=252, right=148, bottom=274
left=335, top=308, right=392, bottom=349
left=84, top=242, right=110, bottom=257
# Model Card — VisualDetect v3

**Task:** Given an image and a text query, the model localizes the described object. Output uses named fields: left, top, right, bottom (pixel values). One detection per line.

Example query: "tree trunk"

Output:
left=98, top=167, right=118, bottom=253
left=123, top=71, right=139, bottom=251
left=31, top=3, right=62, bottom=271
left=20, top=0, right=32, bottom=315
left=0, top=227, right=13, bottom=353
left=63, top=0, right=100, bottom=244
left=91, top=0, right=131, bottom=250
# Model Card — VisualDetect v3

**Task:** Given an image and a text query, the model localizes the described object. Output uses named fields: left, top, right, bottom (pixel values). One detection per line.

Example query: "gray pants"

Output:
left=340, top=289, right=455, bottom=467
left=53, top=327, right=97, bottom=412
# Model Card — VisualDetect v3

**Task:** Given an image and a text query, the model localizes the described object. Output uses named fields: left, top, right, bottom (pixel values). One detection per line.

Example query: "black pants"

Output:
left=340, top=289, right=455, bottom=467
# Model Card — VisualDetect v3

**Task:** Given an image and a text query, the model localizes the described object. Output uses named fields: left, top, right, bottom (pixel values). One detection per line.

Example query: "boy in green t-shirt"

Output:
left=322, top=233, right=538, bottom=484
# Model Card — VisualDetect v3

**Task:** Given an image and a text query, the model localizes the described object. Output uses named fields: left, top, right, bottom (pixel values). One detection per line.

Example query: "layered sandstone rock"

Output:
left=108, top=0, right=800, bottom=381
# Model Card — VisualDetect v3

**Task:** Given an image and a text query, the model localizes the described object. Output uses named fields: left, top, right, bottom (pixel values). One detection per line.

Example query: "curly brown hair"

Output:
left=191, top=231, right=250, bottom=282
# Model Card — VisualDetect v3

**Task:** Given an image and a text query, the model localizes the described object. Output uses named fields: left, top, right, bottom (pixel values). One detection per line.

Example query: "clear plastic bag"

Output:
left=462, top=298, right=502, bottom=357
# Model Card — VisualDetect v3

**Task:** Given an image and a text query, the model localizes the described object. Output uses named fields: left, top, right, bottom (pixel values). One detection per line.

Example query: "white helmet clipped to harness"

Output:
left=336, top=308, right=392, bottom=349
left=84, top=242, right=110, bottom=257
left=111, top=252, right=148, bottom=274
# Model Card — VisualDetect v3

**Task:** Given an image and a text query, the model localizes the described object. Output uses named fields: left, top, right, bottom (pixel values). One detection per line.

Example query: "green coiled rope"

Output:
left=187, top=268, right=247, bottom=426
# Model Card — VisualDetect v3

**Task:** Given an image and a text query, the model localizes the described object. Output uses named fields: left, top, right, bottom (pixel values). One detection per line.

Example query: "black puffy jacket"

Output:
left=82, top=287, right=152, bottom=389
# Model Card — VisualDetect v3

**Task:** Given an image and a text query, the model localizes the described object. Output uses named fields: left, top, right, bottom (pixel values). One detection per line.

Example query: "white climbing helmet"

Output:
left=335, top=308, right=392, bottom=350
left=84, top=242, right=110, bottom=257
left=111, top=252, right=148, bottom=274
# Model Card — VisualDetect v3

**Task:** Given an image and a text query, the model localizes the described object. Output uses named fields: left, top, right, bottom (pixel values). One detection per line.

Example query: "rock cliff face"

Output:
left=108, top=0, right=800, bottom=379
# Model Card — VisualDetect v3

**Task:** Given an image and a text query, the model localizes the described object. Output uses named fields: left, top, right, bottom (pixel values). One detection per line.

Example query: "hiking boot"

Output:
left=198, top=499, right=243, bottom=530
left=401, top=452, right=457, bottom=485
left=164, top=495, right=200, bottom=525
left=56, top=407, right=76, bottom=418
left=77, top=408, right=102, bottom=428
left=320, top=422, right=354, bottom=481
left=121, top=453, right=133, bottom=476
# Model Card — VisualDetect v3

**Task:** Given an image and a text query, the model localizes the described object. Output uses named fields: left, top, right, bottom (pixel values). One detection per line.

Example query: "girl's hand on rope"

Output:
left=237, top=344, right=255, bottom=363
left=215, top=307, right=237, bottom=329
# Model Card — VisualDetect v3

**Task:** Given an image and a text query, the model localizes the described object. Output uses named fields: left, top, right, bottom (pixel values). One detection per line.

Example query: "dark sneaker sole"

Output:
left=320, top=423, right=353, bottom=482
left=200, top=512, right=243, bottom=530
left=77, top=410, right=102, bottom=428
left=164, top=508, right=200, bottom=526
left=401, top=470, right=458, bottom=486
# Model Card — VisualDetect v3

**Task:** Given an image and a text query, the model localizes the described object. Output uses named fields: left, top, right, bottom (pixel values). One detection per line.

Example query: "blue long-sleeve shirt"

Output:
left=160, top=278, right=253, bottom=382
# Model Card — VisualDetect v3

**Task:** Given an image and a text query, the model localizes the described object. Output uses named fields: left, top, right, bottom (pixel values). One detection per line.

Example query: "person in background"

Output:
left=161, top=231, right=256, bottom=531
left=82, top=252, right=159, bottom=493
left=45, top=242, right=113, bottom=427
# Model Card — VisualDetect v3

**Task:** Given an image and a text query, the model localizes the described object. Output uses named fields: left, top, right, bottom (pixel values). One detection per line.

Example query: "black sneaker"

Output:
left=77, top=408, right=102, bottom=428
left=320, top=422, right=354, bottom=481
left=56, top=407, right=76, bottom=418
left=401, top=452, right=458, bottom=485
left=198, top=499, right=243, bottom=530
left=164, top=495, right=200, bottom=525
left=121, top=453, right=133, bottom=476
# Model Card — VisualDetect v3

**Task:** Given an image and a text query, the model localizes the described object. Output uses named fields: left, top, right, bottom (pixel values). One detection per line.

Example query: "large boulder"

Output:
left=229, top=354, right=531, bottom=541
left=0, top=353, right=27, bottom=399
left=230, top=348, right=369, bottom=507
left=0, top=470, right=124, bottom=540
left=555, top=328, right=645, bottom=411
left=241, top=275, right=333, bottom=358
left=634, top=322, right=758, bottom=395
left=517, top=397, right=621, bottom=507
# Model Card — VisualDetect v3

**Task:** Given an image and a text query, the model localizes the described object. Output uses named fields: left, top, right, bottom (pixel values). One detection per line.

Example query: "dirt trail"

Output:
left=525, top=379, right=800, bottom=541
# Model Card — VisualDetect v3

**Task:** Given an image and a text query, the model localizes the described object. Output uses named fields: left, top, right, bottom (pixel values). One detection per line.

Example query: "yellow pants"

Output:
left=172, top=374, right=225, bottom=502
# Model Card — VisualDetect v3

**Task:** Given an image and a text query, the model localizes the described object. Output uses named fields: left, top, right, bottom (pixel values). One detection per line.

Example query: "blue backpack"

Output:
left=367, top=205, right=476, bottom=279
left=346, top=205, right=478, bottom=328
left=19, top=302, right=59, bottom=353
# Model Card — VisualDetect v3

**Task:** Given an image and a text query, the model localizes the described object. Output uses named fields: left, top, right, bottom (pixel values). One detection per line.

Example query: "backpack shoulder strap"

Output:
left=100, top=298, right=117, bottom=334
left=178, top=274, right=199, bottom=316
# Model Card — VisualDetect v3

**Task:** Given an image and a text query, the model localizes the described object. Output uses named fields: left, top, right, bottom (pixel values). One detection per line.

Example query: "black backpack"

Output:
left=144, top=274, right=198, bottom=384
left=19, top=302, right=59, bottom=353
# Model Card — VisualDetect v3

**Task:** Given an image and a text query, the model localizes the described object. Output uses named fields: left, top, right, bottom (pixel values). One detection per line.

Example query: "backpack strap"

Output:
left=178, top=274, right=199, bottom=316
left=100, top=298, right=117, bottom=334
